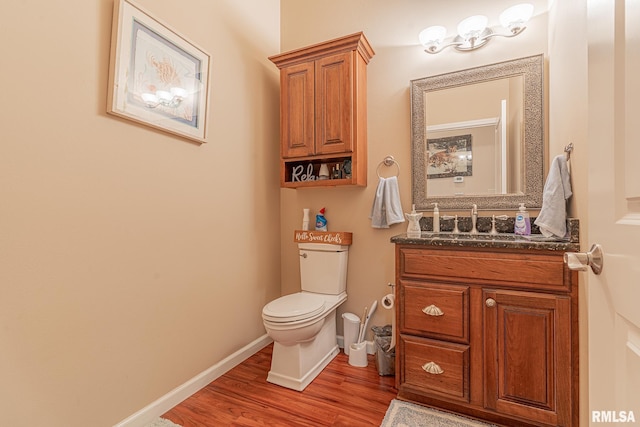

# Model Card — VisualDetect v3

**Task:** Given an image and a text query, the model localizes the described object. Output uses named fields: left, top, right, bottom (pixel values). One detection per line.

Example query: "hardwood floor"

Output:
left=162, top=343, right=398, bottom=426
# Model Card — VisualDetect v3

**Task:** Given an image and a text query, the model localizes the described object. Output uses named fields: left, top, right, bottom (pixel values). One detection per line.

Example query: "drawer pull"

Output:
left=422, top=304, right=444, bottom=316
left=422, top=361, right=444, bottom=375
left=485, top=298, right=496, bottom=308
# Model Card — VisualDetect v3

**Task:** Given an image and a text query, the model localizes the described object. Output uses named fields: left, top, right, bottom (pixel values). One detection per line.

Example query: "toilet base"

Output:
left=267, top=311, right=339, bottom=391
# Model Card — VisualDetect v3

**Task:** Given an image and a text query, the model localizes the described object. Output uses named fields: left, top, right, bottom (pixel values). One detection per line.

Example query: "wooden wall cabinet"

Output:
left=395, top=245, right=579, bottom=427
left=269, top=33, right=374, bottom=188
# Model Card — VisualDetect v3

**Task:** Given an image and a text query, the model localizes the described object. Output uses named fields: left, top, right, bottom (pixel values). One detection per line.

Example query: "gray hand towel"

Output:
left=534, top=155, right=572, bottom=238
left=370, top=176, right=405, bottom=228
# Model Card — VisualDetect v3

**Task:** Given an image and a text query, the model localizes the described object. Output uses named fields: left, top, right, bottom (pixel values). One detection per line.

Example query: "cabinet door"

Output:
left=315, top=52, right=353, bottom=154
left=483, top=289, right=572, bottom=426
left=280, top=62, right=315, bottom=158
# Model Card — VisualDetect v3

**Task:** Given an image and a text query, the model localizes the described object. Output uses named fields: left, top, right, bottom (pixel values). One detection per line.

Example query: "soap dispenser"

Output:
left=405, top=204, right=423, bottom=238
left=432, top=203, right=440, bottom=233
left=514, top=203, right=531, bottom=236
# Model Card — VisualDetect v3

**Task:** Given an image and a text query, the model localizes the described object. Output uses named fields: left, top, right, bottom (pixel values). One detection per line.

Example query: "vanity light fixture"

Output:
left=419, top=3, right=534, bottom=54
left=140, top=87, right=188, bottom=108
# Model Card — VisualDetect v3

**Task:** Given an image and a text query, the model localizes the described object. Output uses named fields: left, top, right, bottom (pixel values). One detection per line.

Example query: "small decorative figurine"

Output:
left=405, top=204, right=423, bottom=238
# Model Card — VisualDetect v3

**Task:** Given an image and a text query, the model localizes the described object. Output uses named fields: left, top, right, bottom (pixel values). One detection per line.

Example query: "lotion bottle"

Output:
left=431, top=202, right=440, bottom=233
left=302, top=208, right=310, bottom=230
left=514, top=203, right=531, bottom=235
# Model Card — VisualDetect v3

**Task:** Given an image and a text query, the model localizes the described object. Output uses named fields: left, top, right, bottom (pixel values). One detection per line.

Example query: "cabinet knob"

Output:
left=485, top=298, right=496, bottom=308
left=422, top=304, right=444, bottom=316
left=422, top=361, right=444, bottom=375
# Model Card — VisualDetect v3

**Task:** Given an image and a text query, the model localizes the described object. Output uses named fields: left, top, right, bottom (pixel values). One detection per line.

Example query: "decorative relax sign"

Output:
left=293, top=230, right=352, bottom=245
left=291, top=163, right=316, bottom=182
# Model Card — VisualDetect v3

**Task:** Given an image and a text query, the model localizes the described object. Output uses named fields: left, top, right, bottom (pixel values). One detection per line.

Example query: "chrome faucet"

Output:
left=490, top=215, right=509, bottom=235
left=470, top=204, right=478, bottom=234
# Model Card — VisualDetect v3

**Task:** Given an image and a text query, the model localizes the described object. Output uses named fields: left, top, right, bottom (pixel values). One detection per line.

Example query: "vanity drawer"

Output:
left=400, top=281, right=469, bottom=343
left=400, top=335, right=470, bottom=402
left=399, top=247, right=569, bottom=292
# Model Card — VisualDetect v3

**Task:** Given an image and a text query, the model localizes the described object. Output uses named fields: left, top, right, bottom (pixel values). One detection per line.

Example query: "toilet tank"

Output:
left=298, top=243, right=349, bottom=294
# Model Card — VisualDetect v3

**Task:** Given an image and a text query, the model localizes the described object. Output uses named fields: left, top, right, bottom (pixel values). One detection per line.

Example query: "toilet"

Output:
left=262, top=242, right=349, bottom=391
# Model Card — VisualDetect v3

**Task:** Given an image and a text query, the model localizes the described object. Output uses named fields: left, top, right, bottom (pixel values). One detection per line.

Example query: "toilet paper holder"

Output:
left=564, top=244, right=604, bottom=275
left=382, top=283, right=396, bottom=308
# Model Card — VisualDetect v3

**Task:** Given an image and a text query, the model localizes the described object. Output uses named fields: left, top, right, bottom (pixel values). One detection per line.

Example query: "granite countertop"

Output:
left=391, top=218, right=580, bottom=252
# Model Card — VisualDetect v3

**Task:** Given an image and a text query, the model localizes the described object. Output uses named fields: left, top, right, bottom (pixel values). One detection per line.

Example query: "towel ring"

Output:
left=377, top=155, right=400, bottom=178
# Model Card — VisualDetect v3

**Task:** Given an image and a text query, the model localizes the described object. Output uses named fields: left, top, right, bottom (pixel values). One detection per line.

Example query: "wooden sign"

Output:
left=293, top=230, right=352, bottom=245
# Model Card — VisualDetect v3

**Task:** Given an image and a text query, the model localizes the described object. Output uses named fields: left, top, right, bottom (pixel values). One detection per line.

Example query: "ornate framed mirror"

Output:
left=411, top=54, right=544, bottom=210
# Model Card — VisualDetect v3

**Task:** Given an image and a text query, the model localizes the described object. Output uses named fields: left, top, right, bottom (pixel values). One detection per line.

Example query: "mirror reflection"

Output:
left=425, top=76, right=523, bottom=196
left=411, top=55, right=544, bottom=210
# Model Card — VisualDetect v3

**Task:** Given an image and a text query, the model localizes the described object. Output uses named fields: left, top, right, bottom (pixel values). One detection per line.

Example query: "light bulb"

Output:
left=457, top=15, right=488, bottom=41
left=156, top=90, right=173, bottom=103
left=170, top=87, right=187, bottom=99
left=499, top=3, right=534, bottom=33
left=419, top=26, right=447, bottom=48
left=141, top=93, right=159, bottom=106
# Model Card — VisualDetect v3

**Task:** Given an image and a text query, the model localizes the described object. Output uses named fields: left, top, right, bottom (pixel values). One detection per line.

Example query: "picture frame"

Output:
left=107, top=0, right=211, bottom=143
left=426, top=134, right=473, bottom=179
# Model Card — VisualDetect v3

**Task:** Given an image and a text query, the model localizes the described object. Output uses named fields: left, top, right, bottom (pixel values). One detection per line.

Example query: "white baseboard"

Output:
left=113, top=334, right=273, bottom=427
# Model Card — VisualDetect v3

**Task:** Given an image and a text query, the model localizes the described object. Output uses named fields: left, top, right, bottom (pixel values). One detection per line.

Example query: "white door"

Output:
left=586, top=0, right=640, bottom=423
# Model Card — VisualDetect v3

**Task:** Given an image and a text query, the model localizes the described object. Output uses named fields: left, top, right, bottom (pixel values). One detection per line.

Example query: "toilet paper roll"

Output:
left=381, top=294, right=394, bottom=309
left=381, top=294, right=396, bottom=351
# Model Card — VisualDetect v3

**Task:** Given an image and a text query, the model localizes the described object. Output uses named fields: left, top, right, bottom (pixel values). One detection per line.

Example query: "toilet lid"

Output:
left=262, top=293, right=325, bottom=322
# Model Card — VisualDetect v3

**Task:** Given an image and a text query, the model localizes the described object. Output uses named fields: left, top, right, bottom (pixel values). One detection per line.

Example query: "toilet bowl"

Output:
left=262, top=292, right=346, bottom=391
left=262, top=242, right=350, bottom=391
left=263, top=292, right=329, bottom=345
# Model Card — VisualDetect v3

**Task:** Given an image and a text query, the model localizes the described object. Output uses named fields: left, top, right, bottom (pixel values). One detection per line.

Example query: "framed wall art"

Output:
left=107, top=0, right=211, bottom=143
left=426, top=134, right=473, bottom=179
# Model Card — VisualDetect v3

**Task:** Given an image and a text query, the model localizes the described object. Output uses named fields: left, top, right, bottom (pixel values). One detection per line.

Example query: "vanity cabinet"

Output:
left=395, top=245, right=578, bottom=427
left=269, top=32, right=374, bottom=188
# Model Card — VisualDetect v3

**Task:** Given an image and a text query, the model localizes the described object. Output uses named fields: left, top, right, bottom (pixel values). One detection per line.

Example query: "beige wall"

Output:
left=280, top=0, right=549, bottom=337
left=0, top=1, right=280, bottom=426
left=0, top=0, right=594, bottom=425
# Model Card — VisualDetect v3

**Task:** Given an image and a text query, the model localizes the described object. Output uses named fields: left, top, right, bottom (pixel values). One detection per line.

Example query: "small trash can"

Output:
left=342, top=312, right=360, bottom=355
left=372, top=325, right=395, bottom=376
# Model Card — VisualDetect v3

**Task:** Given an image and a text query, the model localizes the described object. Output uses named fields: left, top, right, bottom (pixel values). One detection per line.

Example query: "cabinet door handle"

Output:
left=422, top=361, right=444, bottom=375
left=485, top=298, right=496, bottom=307
left=422, top=304, right=444, bottom=316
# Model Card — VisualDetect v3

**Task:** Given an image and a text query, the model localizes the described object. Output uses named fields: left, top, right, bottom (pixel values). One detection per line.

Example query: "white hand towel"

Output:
left=534, top=155, right=572, bottom=238
left=370, top=177, right=387, bottom=228
left=383, top=176, right=405, bottom=227
left=369, top=176, right=405, bottom=228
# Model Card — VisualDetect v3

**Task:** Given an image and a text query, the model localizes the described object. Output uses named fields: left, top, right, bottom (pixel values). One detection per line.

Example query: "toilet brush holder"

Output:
left=348, top=342, right=368, bottom=367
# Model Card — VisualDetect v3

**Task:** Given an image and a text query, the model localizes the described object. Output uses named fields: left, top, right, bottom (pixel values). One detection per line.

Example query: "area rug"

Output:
left=381, top=399, right=497, bottom=427
left=143, top=418, right=181, bottom=427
